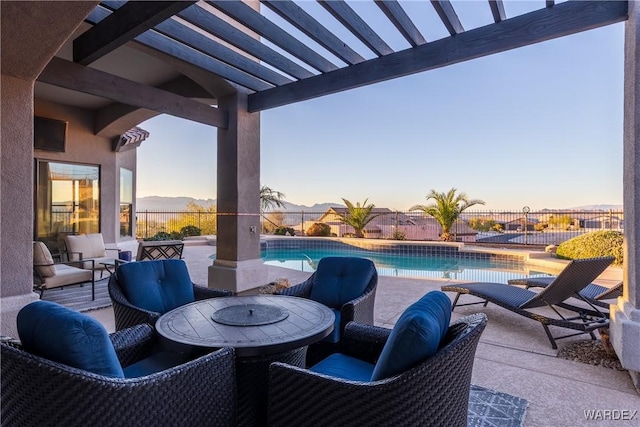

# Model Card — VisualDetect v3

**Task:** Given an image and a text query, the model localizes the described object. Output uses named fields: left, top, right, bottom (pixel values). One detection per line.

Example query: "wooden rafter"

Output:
left=74, top=1, right=195, bottom=65
left=89, top=5, right=273, bottom=92
left=489, top=0, right=506, bottom=23
left=248, top=0, right=627, bottom=111
left=207, top=0, right=337, bottom=73
left=39, top=58, right=228, bottom=128
left=375, top=0, right=426, bottom=47
left=261, top=0, right=365, bottom=65
left=430, top=0, right=464, bottom=35
left=153, top=18, right=292, bottom=86
left=318, top=0, right=394, bottom=56
left=179, top=5, right=313, bottom=80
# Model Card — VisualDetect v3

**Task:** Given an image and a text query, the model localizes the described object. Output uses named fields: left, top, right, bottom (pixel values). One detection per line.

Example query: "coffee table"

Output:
left=156, top=295, right=334, bottom=426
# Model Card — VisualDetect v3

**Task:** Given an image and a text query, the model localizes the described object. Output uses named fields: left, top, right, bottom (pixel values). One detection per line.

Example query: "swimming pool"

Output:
left=261, top=239, right=554, bottom=283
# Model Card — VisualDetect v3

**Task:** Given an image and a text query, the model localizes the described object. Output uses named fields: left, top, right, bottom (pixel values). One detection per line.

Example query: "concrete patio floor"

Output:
left=86, top=244, right=639, bottom=426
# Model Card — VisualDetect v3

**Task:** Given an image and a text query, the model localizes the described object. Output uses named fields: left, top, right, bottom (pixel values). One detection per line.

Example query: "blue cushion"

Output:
left=310, top=353, right=375, bottom=382
left=117, top=259, right=195, bottom=314
left=17, top=301, right=124, bottom=378
left=123, top=351, right=187, bottom=378
left=370, top=291, right=451, bottom=381
left=309, top=257, right=375, bottom=308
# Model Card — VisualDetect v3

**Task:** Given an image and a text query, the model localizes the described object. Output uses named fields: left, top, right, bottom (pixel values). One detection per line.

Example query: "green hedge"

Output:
left=555, top=230, right=623, bottom=266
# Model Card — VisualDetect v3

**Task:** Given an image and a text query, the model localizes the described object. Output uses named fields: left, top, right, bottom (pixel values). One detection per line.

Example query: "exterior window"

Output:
left=120, top=168, right=133, bottom=237
left=35, top=161, right=100, bottom=256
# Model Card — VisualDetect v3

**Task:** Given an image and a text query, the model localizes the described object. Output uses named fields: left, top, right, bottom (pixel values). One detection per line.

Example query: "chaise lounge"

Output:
left=441, top=256, right=614, bottom=349
left=507, top=276, right=622, bottom=309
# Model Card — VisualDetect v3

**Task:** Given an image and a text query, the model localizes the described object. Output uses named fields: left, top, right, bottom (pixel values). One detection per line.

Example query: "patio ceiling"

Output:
left=37, top=0, right=628, bottom=123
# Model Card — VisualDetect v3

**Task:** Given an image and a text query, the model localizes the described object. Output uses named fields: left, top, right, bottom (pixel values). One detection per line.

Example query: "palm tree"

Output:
left=259, top=185, right=286, bottom=212
left=335, top=198, right=381, bottom=238
left=410, top=188, right=485, bottom=241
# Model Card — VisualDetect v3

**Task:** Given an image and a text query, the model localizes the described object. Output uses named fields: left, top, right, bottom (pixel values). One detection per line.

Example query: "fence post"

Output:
left=301, top=211, right=304, bottom=234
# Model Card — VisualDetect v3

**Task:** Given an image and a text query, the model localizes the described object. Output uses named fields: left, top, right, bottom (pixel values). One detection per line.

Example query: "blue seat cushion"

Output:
left=309, top=257, right=375, bottom=308
left=310, top=353, right=375, bottom=382
left=17, top=301, right=124, bottom=378
left=123, top=351, right=187, bottom=378
left=117, top=259, right=195, bottom=314
left=370, top=291, right=451, bottom=381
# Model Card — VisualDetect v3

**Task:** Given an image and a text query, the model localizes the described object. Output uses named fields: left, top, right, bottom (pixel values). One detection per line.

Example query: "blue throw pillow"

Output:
left=370, top=291, right=451, bottom=381
left=309, top=257, right=376, bottom=308
left=117, top=259, right=195, bottom=314
left=17, top=301, right=124, bottom=378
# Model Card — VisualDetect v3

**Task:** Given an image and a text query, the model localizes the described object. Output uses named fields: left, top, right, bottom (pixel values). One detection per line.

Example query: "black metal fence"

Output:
left=136, top=209, right=623, bottom=246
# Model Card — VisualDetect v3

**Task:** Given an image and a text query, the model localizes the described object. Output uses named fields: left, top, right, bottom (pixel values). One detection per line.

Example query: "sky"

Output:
left=136, top=1, right=625, bottom=212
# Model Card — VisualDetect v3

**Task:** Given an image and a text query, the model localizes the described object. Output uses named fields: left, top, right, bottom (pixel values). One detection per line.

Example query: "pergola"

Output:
left=1, top=0, right=639, bottom=388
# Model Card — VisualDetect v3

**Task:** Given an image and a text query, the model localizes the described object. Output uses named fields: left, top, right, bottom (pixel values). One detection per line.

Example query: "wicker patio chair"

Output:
left=109, top=259, right=233, bottom=331
left=442, top=256, right=614, bottom=349
left=276, top=256, right=378, bottom=365
left=507, top=276, right=622, bottom=309
left=268, top=311, right=487, bottom=427
left=1, top=302, right=236, bottom=427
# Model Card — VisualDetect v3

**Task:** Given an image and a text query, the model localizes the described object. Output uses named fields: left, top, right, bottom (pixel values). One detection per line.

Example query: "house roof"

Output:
left=26, top=0, right=628, bottom=128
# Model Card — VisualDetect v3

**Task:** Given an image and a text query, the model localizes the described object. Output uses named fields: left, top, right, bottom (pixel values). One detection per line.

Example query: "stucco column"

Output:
left=611, top=0, right=640, bottom=391
left=0, top=74, right=40, bottom=337
left=209, top=91, right=267, bottom=293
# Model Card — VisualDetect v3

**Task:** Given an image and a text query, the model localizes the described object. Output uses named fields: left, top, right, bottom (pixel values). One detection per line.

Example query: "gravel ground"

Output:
left=558, top=340, right=625, bottom=371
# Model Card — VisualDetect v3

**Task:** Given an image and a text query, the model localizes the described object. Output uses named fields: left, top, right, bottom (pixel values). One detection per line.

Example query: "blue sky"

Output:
left=137, top=3, right=624, bottom=211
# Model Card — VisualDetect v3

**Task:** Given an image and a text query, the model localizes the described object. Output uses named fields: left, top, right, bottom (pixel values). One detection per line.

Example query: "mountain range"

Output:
left=136, top=196, right=344, bottom=212
left=135, top=196, right=622, bottom=212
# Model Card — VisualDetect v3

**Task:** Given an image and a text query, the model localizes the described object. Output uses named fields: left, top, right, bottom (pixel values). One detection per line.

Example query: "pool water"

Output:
left=262, top=248, right=552, bottom=283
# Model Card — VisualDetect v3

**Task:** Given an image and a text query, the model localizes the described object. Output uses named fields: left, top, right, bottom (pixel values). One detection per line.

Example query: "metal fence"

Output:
left=136, top=209, right=623, bottom=246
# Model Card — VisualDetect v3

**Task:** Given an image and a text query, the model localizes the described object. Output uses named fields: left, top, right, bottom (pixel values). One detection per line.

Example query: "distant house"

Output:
left=298, top=207, right=478, bottom=242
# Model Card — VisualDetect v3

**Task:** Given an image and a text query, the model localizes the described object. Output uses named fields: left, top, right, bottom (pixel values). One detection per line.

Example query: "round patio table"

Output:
left=156, top=295, right=335, bottom=426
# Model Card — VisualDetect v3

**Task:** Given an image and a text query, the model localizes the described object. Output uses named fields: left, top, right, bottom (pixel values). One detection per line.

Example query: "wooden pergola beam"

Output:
left=207, top=0, right=337, bottom=73
left=261, top=0, right=365, bottom=65
left=249, top=0, right=627, bottom=112
left=489, top=0, right=507, bottom=23
left=74, top=1, right=195, bottom=65
left=430, top=0, right=464, bottom=36
left=39, top=57, right=228, bottom=129
left=375, top=0, right=427, bottom=47
left=319, top=0, right=394, bottom=57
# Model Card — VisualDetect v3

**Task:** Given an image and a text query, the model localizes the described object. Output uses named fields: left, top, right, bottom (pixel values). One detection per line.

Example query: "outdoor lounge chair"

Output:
left=275, top=256, right=378, bottom=365
left=507, top=276, right=623, bottom=308
left=0, top=301, right=236, bottom=427
left=63, top=233, right=120, bottom=278
left=441, top=256, right=615, bottom=349
left=267, top=292, right=486, bottom=427
left=33, top=241, right=96, bottom=300
left=108, top=259, right=233, bottom=331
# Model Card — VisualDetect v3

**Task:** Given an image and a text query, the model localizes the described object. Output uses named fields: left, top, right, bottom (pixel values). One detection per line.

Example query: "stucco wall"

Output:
left=1, top=74, right=40, bottom=336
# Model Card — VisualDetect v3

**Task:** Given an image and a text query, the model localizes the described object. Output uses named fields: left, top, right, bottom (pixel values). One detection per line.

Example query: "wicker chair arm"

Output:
left=276, top=275, right=314, bottom=298
left=1, top=345, right=237, bottom=427
left=109, top=324, right=155, bottom=367
left=340, top=286, right=377, bottom=331
left=339, top=322, right=391, bottom=363
left=193, top=284, right=234, bottom=299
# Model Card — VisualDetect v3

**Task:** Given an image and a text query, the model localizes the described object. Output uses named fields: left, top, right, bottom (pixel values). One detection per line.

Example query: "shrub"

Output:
left=556, top=230, right=623, bottom=266
left=391, top=229, right=406, bottom=240
left=146, top=231, right=173, bottom=241
left=274, top=227, right=295, bottom=236
left=180, top=225, right=201, bottom=237
left=306, top=222, right=331, bottom=236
